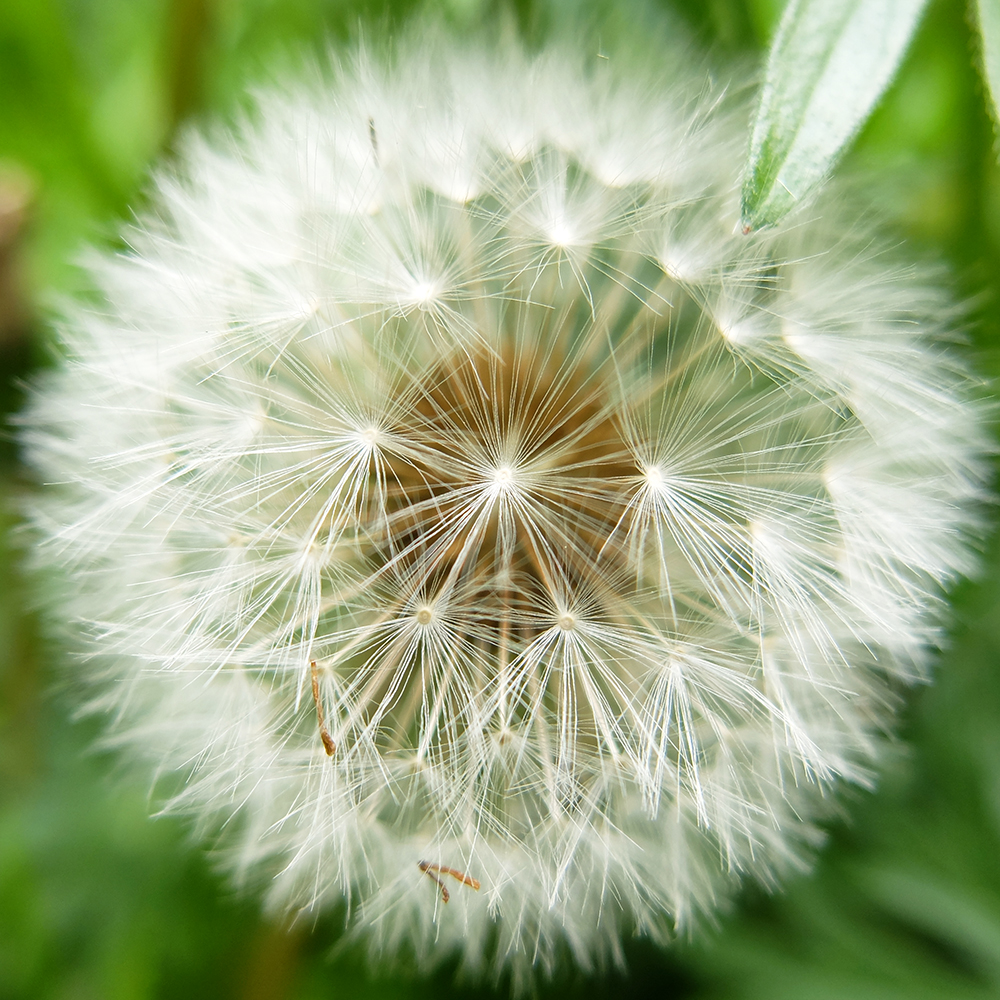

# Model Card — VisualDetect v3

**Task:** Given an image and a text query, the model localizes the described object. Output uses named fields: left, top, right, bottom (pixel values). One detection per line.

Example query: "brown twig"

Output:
left=310, top=660, right=336, bottom=756
left=418, top=860, right=481, bottom=903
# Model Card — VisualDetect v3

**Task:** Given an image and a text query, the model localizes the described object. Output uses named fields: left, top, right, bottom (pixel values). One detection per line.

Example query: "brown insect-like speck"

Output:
left=418, top=860, right=481, bottom=903
left=310, top=660, right=336, bottom=756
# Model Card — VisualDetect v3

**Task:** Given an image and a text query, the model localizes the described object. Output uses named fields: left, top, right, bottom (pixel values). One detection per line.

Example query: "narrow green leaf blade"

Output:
left=742, top=0, right=928, bottom=231
left=975, top=0, right=1000, bottom=135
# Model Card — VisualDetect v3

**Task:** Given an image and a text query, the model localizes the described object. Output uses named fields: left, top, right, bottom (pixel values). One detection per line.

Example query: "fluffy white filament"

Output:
left=22, top=26, right=987, bottom=987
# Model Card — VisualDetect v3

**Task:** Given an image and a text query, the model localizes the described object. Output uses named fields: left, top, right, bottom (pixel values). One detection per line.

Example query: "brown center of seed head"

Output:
left=375, top=342, right=635, bottom=642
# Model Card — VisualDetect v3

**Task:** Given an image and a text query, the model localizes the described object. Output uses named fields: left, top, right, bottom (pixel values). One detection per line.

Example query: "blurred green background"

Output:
left=3, top=0, right=1000, bottom=997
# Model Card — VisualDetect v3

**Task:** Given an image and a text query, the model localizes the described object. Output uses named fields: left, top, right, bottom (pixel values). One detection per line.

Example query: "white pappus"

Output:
left=21, top=17, right=989, bottom=990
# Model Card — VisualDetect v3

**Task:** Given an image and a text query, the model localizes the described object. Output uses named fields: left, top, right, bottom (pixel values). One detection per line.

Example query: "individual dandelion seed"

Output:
left=20, top=15, right=989, bottom=990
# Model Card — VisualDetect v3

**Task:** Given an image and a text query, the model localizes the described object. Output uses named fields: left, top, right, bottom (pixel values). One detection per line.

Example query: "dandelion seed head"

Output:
left=21, top=21, right=989, bottom=990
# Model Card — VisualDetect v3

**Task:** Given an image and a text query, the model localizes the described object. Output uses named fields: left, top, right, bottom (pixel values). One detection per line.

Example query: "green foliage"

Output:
left=741, top=0, right=928, bottom=230
left=743, top=0, right=1000, bottom=229
left=1, top=0, right=999, bottom=997
left=974, top=0, right=1000, bottom=140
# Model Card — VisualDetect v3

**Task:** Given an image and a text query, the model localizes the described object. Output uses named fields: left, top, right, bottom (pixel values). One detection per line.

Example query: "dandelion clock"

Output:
left=21, top=12, right=988, bottom=988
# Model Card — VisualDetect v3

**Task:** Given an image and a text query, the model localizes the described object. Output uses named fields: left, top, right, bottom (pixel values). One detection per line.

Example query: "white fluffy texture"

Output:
left=23, top=30, right=987, bottom=986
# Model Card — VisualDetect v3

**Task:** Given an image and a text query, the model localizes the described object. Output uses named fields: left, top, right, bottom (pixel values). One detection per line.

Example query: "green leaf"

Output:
left=975, top=0, right=1000, bottom=136
left=741, top=0, right=928, bottom=231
